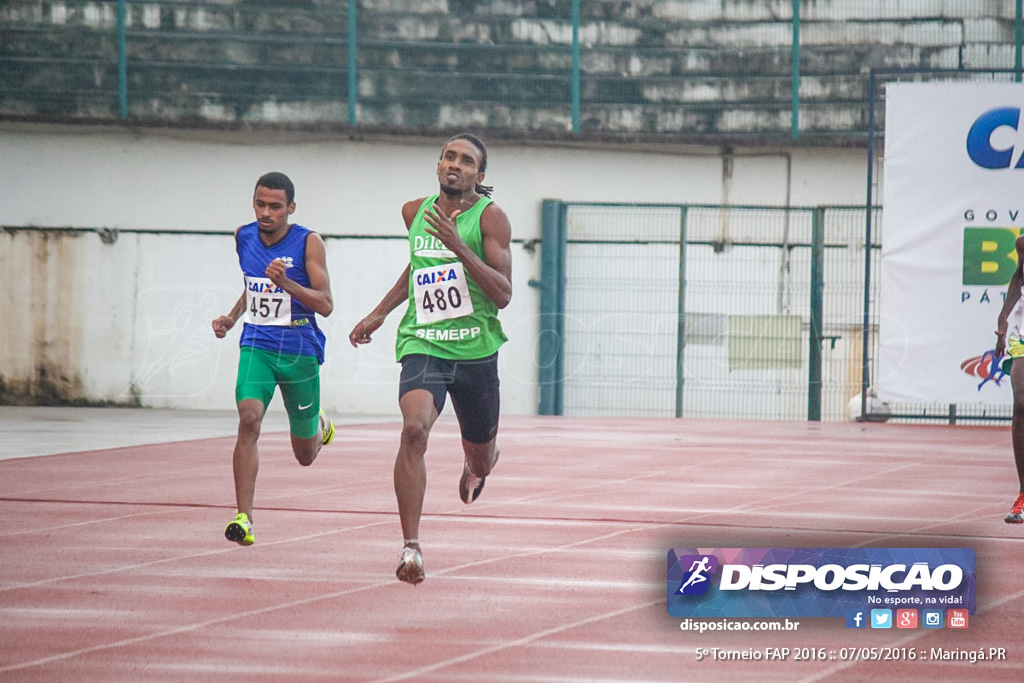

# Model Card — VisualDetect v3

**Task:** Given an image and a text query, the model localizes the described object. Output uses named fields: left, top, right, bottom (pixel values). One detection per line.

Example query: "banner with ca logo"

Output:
left=879, top=82, right=1024, bottom=405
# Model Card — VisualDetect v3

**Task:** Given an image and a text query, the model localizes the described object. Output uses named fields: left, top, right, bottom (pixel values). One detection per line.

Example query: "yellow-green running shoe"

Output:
left=225, top=512, right=254, bottom=545
left=320, top=409, right=335, bottom=446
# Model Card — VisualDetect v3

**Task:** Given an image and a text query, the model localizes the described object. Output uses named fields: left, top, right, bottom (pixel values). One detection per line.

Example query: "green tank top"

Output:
left=396, top=194, right=507, bottom=361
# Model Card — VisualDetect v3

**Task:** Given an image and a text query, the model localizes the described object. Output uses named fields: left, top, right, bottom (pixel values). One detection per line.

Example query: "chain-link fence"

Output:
left=3, top=1, right=1022, bottom=143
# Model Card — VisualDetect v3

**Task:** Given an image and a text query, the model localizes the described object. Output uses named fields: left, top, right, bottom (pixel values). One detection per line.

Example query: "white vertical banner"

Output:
left=879, top=82, right=1024, bottom=405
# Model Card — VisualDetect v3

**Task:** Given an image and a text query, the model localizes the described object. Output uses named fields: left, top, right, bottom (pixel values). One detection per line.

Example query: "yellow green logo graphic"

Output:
left=963, top=228, right=1022, bottom=285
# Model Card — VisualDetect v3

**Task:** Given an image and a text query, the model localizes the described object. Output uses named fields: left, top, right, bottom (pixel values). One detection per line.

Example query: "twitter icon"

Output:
left=870, top=609, right=892, bottom=629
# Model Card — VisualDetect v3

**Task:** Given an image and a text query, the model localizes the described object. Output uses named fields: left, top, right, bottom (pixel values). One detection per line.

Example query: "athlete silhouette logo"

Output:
left=676, top=554, right=718, bottom=595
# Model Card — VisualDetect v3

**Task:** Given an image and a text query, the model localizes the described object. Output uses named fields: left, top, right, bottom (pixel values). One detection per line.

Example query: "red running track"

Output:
left=1, top=416, right=1022, bottom=682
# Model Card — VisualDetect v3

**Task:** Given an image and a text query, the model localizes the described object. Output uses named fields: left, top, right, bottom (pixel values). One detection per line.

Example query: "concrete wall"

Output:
left=0, top=123, right=871, bottom=415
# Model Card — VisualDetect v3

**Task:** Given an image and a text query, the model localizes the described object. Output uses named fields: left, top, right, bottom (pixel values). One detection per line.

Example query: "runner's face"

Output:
left=252, top=186, right=294, bottom=234
left=437, top=140, right=484, bottom=196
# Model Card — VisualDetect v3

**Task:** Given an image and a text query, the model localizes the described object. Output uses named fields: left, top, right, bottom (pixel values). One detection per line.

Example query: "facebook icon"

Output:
left=845, top=610, right=866, bottom=629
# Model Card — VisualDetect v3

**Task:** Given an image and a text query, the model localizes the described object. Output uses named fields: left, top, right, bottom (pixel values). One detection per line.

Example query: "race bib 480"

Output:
left=413, top=262, right=474, bottom=324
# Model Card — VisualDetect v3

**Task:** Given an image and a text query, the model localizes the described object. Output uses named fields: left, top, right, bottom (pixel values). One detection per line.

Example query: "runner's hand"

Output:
left=265, top=258, right=291, bottom=286
left=423, top=206, right=464, bottom=251
left=349, top=315, right=385, bottom=347
left=212, top=316, right=235, bottom=339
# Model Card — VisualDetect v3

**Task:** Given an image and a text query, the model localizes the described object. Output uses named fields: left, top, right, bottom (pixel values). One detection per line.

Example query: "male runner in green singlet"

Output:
left=349, top=133, right=512, bottom=584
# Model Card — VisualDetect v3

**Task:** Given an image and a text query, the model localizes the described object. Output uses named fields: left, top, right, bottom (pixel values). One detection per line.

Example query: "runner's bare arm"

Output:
left=422, top=202, right=512, bottom=309
left=349, top=265, right=411, bottom=347
left=212, top=292, right=247, bottom=338
left=265, top=232, right=334, bottom=317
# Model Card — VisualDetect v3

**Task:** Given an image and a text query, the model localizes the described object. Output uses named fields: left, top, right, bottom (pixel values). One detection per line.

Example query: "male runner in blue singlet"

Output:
left=212, top=172, right=335, bottom=545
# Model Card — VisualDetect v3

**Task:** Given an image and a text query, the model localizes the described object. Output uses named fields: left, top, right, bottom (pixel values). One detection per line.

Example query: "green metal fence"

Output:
left=536, top=200, right=1014, bottom=423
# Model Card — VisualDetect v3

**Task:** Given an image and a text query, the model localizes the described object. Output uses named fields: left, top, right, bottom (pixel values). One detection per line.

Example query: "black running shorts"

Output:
left=399, top=353, right=500, bottom=444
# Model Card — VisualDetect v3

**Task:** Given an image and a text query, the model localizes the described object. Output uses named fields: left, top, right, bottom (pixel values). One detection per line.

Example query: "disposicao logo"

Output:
left=667, top=548, right=976, bottom=619
left=674, top=554, right=718, bottom=596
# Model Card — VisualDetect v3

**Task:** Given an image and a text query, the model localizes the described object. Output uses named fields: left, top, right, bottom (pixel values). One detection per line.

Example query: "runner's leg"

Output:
left=1010, top=359, right=1024, bottom=493
left=277, top=355, right=325, bottom=466
left=233, top=398, right=266, bottom=521
left=396, top=389, right=439, bottom=542
left=450, top=353, right=501, bottom=502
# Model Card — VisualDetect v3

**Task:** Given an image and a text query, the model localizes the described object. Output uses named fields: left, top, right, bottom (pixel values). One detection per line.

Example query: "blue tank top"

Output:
left=236, top=222, right=327, bottom=363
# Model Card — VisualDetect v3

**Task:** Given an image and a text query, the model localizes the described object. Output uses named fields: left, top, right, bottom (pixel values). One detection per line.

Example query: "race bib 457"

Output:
left=244, top=276, right=292, bottom=326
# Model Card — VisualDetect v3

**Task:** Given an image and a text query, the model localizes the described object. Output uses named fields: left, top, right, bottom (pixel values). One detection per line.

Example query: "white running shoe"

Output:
left=396, top=543, right=424, bottom=584
left=459, top=450, right=499, bottom=504
left=459, top=460, right=484, bottom=504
